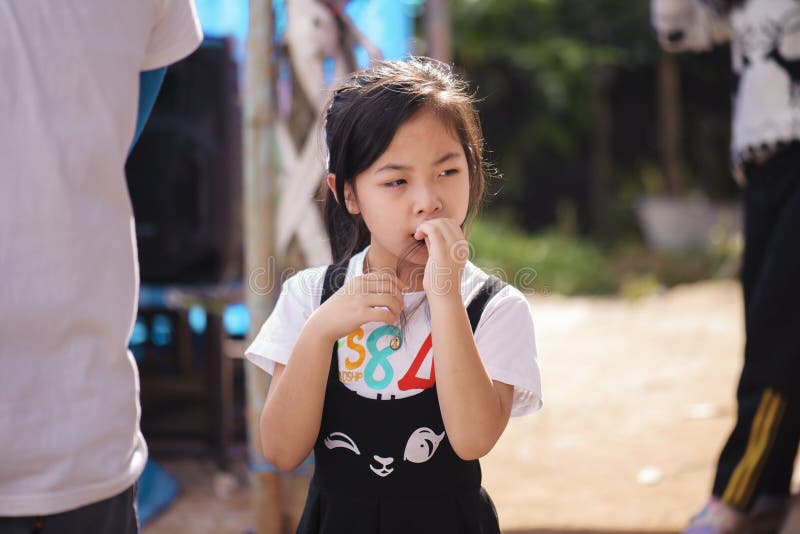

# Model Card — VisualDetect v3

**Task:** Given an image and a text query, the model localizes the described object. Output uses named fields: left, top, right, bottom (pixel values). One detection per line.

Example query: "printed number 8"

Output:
left=364, top=325, right=402, bottom=390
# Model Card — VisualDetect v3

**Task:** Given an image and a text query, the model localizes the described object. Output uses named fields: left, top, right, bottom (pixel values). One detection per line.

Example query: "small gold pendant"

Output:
left=389, top=336, right=402, bottom=350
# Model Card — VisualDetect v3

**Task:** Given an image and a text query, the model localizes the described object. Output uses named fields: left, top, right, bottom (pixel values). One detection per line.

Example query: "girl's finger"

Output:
left=360, top=276, right=403, bottom=296
left=365, top=307, right=398, bottom=325
left=440, top=223, right=468, bottom=263
left=434, top=219, right=463, bottom=247
left=361, top=293, right=403, bottom=317
left=414, top=219, right=442, bottom=242
left=440, top=219, right=465, bottom=243
left=419, top=223, right=446, bottom=256
left=361, top=272, right=407, bottom=293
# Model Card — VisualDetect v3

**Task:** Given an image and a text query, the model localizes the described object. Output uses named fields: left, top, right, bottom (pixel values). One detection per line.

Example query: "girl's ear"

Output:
left=343, top=182, right=360, bottom=215
left=326, top=173, right=360, bottom=214
left=326, top=173, right=339, bottom=202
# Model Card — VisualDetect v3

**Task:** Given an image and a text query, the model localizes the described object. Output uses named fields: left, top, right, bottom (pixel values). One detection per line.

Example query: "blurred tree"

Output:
left=453, top=0, right=654, bottom=232
left=451, top=0, right=733, bottom=236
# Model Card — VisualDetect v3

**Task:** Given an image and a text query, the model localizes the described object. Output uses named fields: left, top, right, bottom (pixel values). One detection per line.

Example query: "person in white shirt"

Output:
left=0, top=1, right=202, bottom=531
left=652, top=1, right=800, bottom=532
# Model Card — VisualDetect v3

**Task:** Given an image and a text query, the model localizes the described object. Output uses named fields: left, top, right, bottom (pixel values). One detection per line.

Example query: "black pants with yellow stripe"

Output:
left=712, top=143, right=800, bottom=511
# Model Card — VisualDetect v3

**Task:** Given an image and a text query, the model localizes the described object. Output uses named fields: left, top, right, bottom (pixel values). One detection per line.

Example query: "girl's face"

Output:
left=341, top=109, right=470, bottom=273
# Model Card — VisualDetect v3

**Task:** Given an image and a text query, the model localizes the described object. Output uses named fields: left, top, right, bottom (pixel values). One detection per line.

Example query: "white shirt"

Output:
left=246, top=248, right=543, bottom=417
left=651, top=0, right=800, bottom=167
left=0, top=0, right=202, bottom=515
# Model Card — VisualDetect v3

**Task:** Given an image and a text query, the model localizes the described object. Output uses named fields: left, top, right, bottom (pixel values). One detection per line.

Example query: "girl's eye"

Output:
left=439, top=168, right=459, bottom=177
left=323, top=432, right=361, bottom=455
left=384, top=179, right=406, bottom=187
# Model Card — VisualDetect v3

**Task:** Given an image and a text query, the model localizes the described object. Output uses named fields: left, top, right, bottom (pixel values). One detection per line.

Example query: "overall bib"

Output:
left=296, top=264, right=505, bottom=534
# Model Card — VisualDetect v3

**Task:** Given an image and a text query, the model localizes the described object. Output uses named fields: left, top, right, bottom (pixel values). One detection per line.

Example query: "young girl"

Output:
left=245, top=57, right=542, bottom=534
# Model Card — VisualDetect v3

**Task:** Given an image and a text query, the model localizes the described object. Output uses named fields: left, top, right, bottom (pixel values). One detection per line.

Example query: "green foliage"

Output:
left=469, top=216, right=617, bottom=295
left=451, top=1, right=737, bottom=291
left=469, top=216, right=737, bottom=297
left=451, top=0, right=674, bottom=233
left=452, top=0, right=656, bottom=162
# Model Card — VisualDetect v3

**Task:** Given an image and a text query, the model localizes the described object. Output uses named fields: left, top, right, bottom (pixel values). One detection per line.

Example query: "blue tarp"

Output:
left=195, top=0, right=421, bottom=66
left=137, top=460, right=180, bottom=526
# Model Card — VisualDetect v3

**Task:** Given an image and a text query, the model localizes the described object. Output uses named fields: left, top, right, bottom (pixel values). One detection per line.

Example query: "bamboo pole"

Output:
left=244, top=2, right=281, bottom=532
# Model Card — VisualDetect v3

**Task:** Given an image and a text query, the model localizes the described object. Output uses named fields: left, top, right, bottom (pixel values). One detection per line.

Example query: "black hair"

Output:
left=322, top=57, right=489, bottom=267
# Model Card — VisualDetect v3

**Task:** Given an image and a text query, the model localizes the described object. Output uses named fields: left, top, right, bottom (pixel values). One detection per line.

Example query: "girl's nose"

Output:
left=413, top=184, right=442, bottom=215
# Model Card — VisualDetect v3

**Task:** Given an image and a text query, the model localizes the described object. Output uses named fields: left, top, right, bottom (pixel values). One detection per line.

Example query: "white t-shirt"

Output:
left=652, top=0, right=800, bottom=167
left=0, top=0, right=202, bottom=515
left=246, top=248, right=543, bottom=417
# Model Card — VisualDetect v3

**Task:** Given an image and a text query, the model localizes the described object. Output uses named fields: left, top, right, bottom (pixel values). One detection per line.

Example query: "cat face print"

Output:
left=324, top=427, right=445, bottom=478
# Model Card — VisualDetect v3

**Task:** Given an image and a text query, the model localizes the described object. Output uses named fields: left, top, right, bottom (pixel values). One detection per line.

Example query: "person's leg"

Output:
left=712, top=145, right=800, bottom=512
left=19, top=484, right=139, bottom=534
left=0, top=517, right=42, bottom=534
left=683, top=174, right=776, bottom=533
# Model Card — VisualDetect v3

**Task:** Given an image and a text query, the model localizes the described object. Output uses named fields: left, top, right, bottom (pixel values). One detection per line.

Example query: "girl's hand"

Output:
left=413, top=218, right=469, bottom=300
left=311, top=272, right=405, bottom=344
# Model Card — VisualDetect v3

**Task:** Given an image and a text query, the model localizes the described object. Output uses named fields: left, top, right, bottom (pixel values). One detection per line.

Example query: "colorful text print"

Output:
left=345, top=327, right=366, bottom=370
left=341, top=327, right=436, bottom=393
left=364, top=325, right=402, bottom=389
left=397, top=333, right=434, bottom=391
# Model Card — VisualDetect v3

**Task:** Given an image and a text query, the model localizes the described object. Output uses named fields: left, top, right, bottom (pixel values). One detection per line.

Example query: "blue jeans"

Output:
left=0, top=484, right=138, bottom=534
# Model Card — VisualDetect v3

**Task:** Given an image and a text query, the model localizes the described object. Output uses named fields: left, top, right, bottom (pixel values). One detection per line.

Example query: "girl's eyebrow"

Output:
left=375, top=152, right=461, bottom=174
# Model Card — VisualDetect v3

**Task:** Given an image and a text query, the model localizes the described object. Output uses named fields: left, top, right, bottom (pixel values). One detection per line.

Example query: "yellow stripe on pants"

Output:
left=721, top=388, right=787, bottom=508
left=733, top=390, right=787, bottom=507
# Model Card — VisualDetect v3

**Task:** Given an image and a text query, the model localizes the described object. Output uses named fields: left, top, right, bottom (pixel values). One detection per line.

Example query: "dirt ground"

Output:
left=144, top=279, right=800, bottom=534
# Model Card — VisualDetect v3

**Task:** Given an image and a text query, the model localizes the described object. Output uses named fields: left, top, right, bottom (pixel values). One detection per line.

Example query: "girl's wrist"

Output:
left=426, top=288, right=463, bottom=308
left=424, top=263, right=463, bottom=302
left=305, top=308, right=341, bottom=346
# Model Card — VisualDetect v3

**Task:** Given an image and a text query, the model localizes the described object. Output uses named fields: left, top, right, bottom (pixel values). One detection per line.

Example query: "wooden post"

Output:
left=424, top=0, right=452, bottom=63
left=243, top=1, right=281, bottom=532
left=658, top=50, right=685, bottom=195
left=590, top=66, right=613, bottom=232
left=242, top=2, right=408, bottom=530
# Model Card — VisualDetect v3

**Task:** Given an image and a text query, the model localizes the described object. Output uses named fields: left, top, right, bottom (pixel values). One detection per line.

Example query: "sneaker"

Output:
left=684, top=497, right=747, bottom=534
left=749, top=495, right=790, bottom=534
left=776, top=495, right=800, bottom=534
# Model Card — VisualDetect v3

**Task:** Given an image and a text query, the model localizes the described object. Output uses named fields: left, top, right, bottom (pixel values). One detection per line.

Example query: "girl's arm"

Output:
left=259, top=312, right=339, bottom=471
left=415, top=218, right=515, bottom=460
left=429, top=296, right=515, bottom=460
left=259, top=272, right=405, bottom=471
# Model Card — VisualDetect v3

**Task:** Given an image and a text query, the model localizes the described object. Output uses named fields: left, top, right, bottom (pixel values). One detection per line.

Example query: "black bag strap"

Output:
left=321, top=263, right=348, bottom=305
left=466, top=275, right=506, bottom=333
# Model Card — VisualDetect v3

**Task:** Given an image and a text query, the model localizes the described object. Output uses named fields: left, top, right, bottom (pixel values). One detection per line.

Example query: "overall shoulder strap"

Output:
left=321, top=263, right=349, bottom=376
left=465, top=275, right=506, bottom=333
left=321, top=263, right=348, bottom=306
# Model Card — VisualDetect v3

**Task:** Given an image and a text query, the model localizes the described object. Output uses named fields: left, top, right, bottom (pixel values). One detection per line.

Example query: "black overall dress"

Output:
left=296, top=264, right=506, bottom=534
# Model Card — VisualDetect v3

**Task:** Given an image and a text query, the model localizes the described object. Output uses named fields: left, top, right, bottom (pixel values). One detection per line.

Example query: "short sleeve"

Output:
left=245, top=267, right=326, bottom=375
left=142, top=0, right=203, bottom=70
left=651, top=0, right=730, bottom=52
left=474, top=286, right=542, bottom=417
